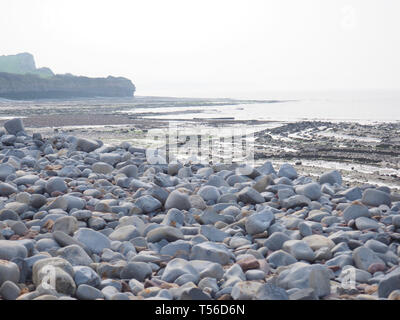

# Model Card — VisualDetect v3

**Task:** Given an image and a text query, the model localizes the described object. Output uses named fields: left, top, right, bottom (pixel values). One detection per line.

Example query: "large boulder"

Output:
left=237, top=187, right=265, bottom=204
left=295, top=183, right=321, bottom=201
left=73, top=228, right=111, bottom=255
left=75, top=138, right=101, bottom=153
left=190, top=242, right=233, bottom=265
left=245, top=209, right=275, bottom=235
left=362, top=189, right=391, bottom=207
left=4, top=118, right=25, bottom=135
left=165, top=190, right=191, bottom=211
left=0, top=240, right=28, bottom=260
left=319, top=170, right=342, bottom=185
left=278, top=164, right=297, bottom=180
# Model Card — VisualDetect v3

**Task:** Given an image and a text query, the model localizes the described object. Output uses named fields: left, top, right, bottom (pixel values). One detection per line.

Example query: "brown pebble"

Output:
left=367, top=263, right=386, bottom=274
left=364, top=284, right=378, bottom=295
left=237, top=257, right=260, bottom=271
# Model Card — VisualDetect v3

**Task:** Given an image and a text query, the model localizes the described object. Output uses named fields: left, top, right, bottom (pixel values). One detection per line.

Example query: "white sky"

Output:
left=1, top=0, right=400, bottom=98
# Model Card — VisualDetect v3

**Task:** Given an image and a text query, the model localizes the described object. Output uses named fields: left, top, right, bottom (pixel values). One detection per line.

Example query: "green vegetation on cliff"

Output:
left=0, top=53, right=135, bottom=99
left=0, top=52, right=54, bottom=78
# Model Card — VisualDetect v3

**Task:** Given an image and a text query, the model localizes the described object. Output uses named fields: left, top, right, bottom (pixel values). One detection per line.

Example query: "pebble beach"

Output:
left=1, top=117, right=400, bottom=301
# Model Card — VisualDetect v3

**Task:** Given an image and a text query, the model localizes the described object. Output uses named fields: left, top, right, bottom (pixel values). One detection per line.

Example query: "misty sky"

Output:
left=1, top=0, right=400, bottom=98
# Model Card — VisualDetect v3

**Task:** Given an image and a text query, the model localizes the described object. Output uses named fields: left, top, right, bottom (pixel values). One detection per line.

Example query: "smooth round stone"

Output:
left=128, top=278, right=144, bottom=294
left=73, top=228, right=111, bottom=255
left=362, top=189, right=392, bottom=207
left=161, top=258, right=199, bottom=283
left=295, top=182, right=322, bottom=201
left=282, top=240, right=315, bottom=262
left=4, top=118, right=25, bottom=135
left=99, top=153, right=121, bottom=166
left=281, top=195, right=311, bottom=209
left=165, top=190, right=192, bottom=211
left=319, top=170, right=342, bottom=185
left=177, top=167, right=192, bottom=178
left=278, top=164, right=298, bottom=180
left=197, top=186, right=220, bottom=202
left=342, top=203, right=371, bottom=222
left=109, top=225, right=140, bottom=242
left=364, top=239, right=388, bottom=254
left=302, top=235, right=335, bottom=251
left=13, top=175, right=39, bottom=186
left=190, top=242, right=232, bottom=265
left=118, top=165, right=138, bottom=178
left=266, top=250, right=298, bottom=268
left=71, top=210, right=92, bottom=221
left=0, top=209, right=20, bottom=221
left=63, top=195, right=86, bottom=211
left=0, top=240, right=28, bottom=260
left=162, top=208, right=185, bottom=227
left=73, top=266, right=101, bottom=287
left=76, top=284, right=104, bottom=300
left=264, top=232, right=291, bottom=251
left=120, top=262, right=152, bottom=282
left=245, top=270, right=265, bottom=281
left=0, top=280, right=20, bottom=300
left=378, top=273, right=400, bottom=298
left=175, top=273, right=199, bottom=286
left=0, top=260, right=20, bottom=286
left=167, top=163, right=182, bottom=176
left=53, top=216, right=78, bottom=235
left=134, top=195, right=162, bottom=214
left=57, top=245, right=93, bottom=266
left=355, top=217, right=380, bottom=231
left=75, top=138, right=101, bottom=153
left=245, top=209, right=275, bottom=235
left=352, top=246, right=385, bottom=271
left=88, top=217, right=106, bottom=230
left=278, top=188, right=295, bottom=200
left=0, top=164, right=16, bottom=181
left=46, top=177, right=68, bottom=194
left=238, top=187, right=265, bottom=204
left=253, top=175, right=274, bottom=193
left=16, top=192, right=31, bottom=204
left=29, top=194, right=47, bottom=209
left=146, top=226, right=184, bottom=243
left=4, top=202, right=28, bottom=215
left=92, top=162, right=113, bottom=174
left=0, top=182, right=18, bottom=196
left=200, top=225, right=228, bottom=242
left=190, top=260, right=224, bottom=280
left=36, top=238, right=60, bottom=252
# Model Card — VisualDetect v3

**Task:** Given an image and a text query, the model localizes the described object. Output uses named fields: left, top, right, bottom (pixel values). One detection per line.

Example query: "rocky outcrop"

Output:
left=0, top=72, right=135, bottom=99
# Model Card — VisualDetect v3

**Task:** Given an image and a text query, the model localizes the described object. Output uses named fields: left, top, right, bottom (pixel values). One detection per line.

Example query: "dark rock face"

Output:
left=0, top=72, right=135, bottom=100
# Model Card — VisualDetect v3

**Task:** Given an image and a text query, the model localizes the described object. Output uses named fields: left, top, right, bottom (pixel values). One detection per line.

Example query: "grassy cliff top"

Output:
left=0, top=52, right=54, bottom=78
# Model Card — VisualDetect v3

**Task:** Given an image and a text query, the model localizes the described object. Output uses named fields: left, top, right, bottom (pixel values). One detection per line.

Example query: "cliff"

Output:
left=0, top=52, right=54, bottom=78
left=0, top=53, right=135, bottom=99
